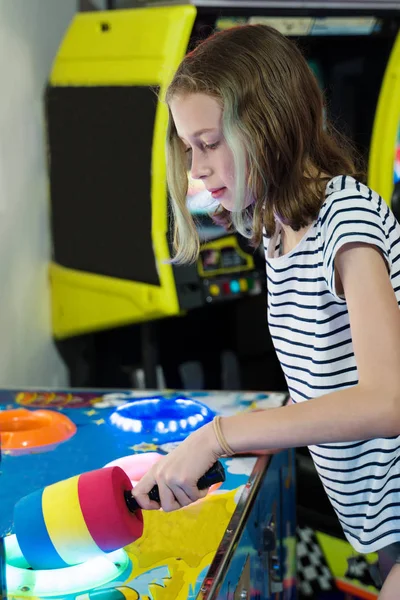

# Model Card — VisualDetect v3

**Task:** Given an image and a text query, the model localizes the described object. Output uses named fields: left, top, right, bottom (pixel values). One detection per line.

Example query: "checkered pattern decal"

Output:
left=297, top=526, right=336, bottom=597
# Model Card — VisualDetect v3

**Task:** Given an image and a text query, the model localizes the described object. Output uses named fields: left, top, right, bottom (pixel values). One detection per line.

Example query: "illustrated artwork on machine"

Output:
left=0, top=389, right=296, bottom=600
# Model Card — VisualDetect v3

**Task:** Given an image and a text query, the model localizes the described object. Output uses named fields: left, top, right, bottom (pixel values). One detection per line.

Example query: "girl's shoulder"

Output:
left=317, top=175, right=399, bottom=281
left=319, top=174, right=385, bottom=224
left=324, top=174, right=373, bottom=202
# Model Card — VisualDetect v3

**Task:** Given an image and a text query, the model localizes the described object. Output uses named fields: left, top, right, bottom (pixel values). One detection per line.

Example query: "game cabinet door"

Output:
left=369, top=30, right=400, bottom=220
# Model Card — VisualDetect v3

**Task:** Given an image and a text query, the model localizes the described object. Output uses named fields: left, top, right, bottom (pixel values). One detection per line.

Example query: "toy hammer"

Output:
left=13, top=461, right=225, bottom=570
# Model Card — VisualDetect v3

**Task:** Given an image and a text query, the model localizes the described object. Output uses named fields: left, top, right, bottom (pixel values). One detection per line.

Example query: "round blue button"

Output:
left=230, top=280, right=240, bottom=293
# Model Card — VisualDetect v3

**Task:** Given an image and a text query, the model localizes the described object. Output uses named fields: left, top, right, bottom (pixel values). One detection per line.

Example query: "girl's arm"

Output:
left=132, top=243, right=400, bottom=511
left=235, top=398, right=293, bottom=455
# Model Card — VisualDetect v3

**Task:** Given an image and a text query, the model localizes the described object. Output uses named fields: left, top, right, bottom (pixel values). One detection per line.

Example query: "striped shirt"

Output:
left=264, top=175, right=400, bottom=553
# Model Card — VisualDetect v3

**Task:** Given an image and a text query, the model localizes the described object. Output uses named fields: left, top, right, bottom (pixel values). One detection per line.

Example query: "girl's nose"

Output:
left=190, top=150, right=211, bottom=180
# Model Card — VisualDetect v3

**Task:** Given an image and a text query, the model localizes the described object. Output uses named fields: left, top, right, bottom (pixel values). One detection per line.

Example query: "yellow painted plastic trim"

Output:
left=50, top=7, right=197, bottom=87
left=48, top=6, right=197, bottom=338
left=50, top=263, right=184, bottom=339
left=197, top=235, right=255, bottom=278
left=316, top=532, right=379, bottom=597
left=369, top=31, right=400, bottom=204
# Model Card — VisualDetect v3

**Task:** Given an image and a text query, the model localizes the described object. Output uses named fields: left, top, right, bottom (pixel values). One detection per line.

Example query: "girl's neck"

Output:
left=279, top=222, right=312, bottom=255
left=278, top=170, right=330, bottom=255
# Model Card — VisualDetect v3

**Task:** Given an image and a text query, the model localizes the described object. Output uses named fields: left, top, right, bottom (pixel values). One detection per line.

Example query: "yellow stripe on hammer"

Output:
left=42, top=475, right=103, bottom=565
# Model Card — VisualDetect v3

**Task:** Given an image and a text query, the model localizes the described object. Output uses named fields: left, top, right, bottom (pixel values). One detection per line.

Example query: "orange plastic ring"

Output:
left=0, top=408, right=76, bottom=451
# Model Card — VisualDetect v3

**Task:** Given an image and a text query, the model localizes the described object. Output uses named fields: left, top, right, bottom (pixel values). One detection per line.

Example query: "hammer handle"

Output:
left=125, top=460, right=225, bottom=512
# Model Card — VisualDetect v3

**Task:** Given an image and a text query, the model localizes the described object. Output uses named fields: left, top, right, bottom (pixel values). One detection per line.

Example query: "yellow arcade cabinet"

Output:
left=369, top=28, right=400, bottom=218
left=47, top=6, right=263, bottom=348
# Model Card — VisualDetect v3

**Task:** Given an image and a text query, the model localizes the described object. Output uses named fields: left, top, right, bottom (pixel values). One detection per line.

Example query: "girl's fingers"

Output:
left=179, top=482, right=207, bottom=503
left=135, top=496, right=161, bottom=511
left=169, top=485, right=195, bottom=509
left=132, top=426, right=221, bottom=512
left=157, top=481, right=181, bottom=512
left=132, top=473, right=161, bottom=510
left=197, top=488, right=208, bottom=499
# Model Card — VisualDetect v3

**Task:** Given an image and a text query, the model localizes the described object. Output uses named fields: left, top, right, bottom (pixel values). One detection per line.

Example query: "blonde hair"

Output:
left=166, top=24, right=364, bottom=263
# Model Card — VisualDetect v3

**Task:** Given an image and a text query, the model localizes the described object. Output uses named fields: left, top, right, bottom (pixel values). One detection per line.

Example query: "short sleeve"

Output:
left=321, top=178, right=390, bottom=299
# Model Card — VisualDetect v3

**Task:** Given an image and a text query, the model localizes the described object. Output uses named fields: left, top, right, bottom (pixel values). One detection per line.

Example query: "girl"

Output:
left=132, top=24, right=400, bottom=597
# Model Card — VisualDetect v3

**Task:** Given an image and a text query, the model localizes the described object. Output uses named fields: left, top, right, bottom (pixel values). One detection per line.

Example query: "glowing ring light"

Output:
left=108, top=395, right=216, bottom=444
left=0, top=408, right=76, bottom=453
left=4, top=534, right=131, bottom=597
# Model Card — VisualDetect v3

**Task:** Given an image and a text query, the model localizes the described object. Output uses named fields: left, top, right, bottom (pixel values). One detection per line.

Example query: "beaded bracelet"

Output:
left=212, top=416, right=235, bottom=457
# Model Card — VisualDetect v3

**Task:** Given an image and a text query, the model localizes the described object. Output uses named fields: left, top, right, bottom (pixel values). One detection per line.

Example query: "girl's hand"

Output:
left=132, top=422, right=222, bottom=512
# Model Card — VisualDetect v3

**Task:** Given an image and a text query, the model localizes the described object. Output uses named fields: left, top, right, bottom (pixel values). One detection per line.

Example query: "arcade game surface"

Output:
left=0, top=389, right=296, bottom=600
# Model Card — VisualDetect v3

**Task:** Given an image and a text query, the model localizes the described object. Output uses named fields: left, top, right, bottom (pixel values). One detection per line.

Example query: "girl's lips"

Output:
left=210, top=187, right=226, bottom=199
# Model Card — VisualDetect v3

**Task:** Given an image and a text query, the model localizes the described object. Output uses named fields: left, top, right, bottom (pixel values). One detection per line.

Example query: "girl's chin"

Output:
left=220, top=197, right=254, bottom=212
left=219, top=200, right=233, bottom=211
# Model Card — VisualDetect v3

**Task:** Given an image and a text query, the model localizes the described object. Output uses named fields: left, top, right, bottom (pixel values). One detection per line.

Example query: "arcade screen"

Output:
left=215, top=16, right=382, bottom=36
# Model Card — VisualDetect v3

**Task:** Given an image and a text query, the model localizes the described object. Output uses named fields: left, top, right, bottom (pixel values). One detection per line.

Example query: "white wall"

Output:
left=0, top=1, right=77, bottom=387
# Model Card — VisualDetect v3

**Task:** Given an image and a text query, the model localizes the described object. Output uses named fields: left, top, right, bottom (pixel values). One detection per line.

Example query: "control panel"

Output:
left=198, top=234, right=264, bottom=304
left=203, top=271, right=263, bottom=303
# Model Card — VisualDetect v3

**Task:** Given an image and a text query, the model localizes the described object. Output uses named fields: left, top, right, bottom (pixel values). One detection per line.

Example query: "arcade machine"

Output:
left=40, top=1, right=400, bottom=597
left=45, top=4, right=265, bottom=390
left=369, top=23, right=400, bottom=217
left=0, top=387, right=296, bottom=599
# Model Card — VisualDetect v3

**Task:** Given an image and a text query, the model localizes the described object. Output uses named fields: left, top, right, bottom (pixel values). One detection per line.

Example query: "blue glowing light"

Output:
left=5, top=534, right=131, bottom=596
left=108, top=395, right=216, bottom=444
left=230, top=280, right=240, bottom=293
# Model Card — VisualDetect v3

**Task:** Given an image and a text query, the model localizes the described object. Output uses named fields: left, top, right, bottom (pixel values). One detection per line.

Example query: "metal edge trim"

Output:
left=196, top=454, right=271, bottom=599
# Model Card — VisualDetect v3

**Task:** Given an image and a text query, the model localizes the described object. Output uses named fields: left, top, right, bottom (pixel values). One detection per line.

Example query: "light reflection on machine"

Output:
left=4, top=534, right=130, bottom=598
left=186, top=174, right=225, bottom=242
left=0, top=445, right=5, bottom=600
left=394, top=124, right=400, bottom=185
left=186, top=173, right=263, bottom=303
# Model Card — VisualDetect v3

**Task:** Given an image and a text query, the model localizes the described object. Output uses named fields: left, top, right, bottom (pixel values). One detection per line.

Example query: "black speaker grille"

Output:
left=46, top=85, right=160, bottom=286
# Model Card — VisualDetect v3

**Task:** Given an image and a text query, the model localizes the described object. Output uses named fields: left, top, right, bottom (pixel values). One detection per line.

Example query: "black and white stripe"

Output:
left=264, top=175, right=400, bottom=553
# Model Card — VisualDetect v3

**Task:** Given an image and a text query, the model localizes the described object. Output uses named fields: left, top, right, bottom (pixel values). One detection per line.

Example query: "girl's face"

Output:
left=169, top=93, right=236, bottom=211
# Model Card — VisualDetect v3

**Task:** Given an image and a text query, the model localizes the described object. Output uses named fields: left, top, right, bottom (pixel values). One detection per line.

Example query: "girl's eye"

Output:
left=204, top=142, right=219, bottom=150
